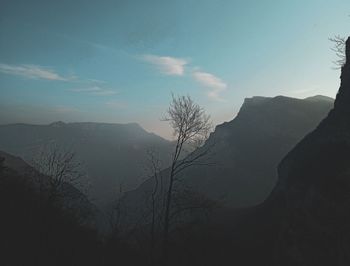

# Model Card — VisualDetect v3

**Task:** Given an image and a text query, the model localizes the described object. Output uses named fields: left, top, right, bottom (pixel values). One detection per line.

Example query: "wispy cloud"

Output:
left=93, top=90, right=118, bottom=96
left=0, top=63, right=70, bottom=81
left=142, top=55, right=188, bottom=76
left=70, top=86, right=118, bottom=96
left=85, top=78, right=108, bottom=84
left=192, top=71, right=228, bottom=101
left=141, top=54, right=228, bottom=100
left=70, top=87, right=102, bottom=93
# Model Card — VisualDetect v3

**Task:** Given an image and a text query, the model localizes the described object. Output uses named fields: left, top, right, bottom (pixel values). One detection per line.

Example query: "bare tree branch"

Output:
left=31, top=143, right=86, bottom=203
left=329, top=35, right=346, bottom=69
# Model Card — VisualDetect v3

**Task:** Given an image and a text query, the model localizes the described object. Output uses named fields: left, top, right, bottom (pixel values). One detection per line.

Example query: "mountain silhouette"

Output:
left=0, top=149, right=107, bottom=265
left=0, top=122, right=174, bottom=209
left=126, top=95, right=334, bottom=209
left=263, top=36, right=350, bottom=265
left=0, top=150, right=99, bottom=225
left=198, top=37, right=350, bottom=266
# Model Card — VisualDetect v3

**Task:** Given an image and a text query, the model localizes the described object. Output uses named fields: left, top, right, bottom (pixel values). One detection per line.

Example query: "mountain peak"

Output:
left=304, top=95, right=334, bottom=102
left=243, top=96, right=270, bottom=105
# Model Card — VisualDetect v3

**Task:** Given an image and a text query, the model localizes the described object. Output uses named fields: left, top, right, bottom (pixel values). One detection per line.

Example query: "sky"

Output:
left=0, top=0, right=349, bottom=139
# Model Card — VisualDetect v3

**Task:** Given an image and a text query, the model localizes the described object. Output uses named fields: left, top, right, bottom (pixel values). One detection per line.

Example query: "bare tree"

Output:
left=0, top=156, right=5, bottom=172
left=169, top=187, right=217, bottom=226
left=330, top=35, right=347, bottom=69
left=145, top=148, right=163, bottom=266
left=29, top=144, right=89, bottom=249
left=161, top=94, right=213, bottom=265
left=108, top=182, right=128, bottom=239
left=31, top=144, right=85, bottom=204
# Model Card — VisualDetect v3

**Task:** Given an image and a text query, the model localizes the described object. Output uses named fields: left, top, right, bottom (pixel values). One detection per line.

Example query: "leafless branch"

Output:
left=31, top=143, right=86, bottom=202
left=329, top=35, right=346, bottom=69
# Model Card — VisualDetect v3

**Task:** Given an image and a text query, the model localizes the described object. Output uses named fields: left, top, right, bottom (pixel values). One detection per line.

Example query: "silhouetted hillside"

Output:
left=0, top=151, right=100, bottom=265
left=195, top=37, right=350, bottom=266
left=264, top=36, right=350, bottom=265
left=0, top=122, right=174, bottom=208
left=0, top=150, right=101, bottom=227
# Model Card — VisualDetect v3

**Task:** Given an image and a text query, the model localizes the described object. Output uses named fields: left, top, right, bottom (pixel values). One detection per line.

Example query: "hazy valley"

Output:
left=1, top=1, right=349, bottom=265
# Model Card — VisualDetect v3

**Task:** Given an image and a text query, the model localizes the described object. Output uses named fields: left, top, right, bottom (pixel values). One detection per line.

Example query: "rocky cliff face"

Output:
left=267, top=37, right=350, bottom=265
left=122, top=95, right=334, bottom=230
left=196, top=95, right=334, bottom=207
left=128, top=95, right=333, bottom=210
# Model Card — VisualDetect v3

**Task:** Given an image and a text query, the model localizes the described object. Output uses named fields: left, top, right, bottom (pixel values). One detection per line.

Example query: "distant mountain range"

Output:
left=0, top=95, right=334, bottom=212
left=125, top=95, right=334, bottom=209
left=0, top=122, right=175, bottom=208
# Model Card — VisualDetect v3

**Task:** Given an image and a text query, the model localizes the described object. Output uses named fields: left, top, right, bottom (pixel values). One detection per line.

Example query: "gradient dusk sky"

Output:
left=1, top=0, right=349, bottom=139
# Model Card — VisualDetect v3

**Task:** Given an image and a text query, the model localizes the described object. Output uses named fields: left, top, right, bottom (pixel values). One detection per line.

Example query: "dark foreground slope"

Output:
left=0, top=149, right=111, bottom=228
left=0, top=151, right=100, bottom=265
left=195, top=37, right=350, bottom=266
left=0, top=151, right=144, bottom=266
left=265, top=37, right=350, bottom=265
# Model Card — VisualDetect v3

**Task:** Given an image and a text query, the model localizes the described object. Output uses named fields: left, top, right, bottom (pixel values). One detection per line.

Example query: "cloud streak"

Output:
left=192, top=71, right=228, bottom=101
left=70, top=86, right=118, bottom=96
left=142, top=55, right=188, bottom=76
left=0, top=63, right=70, bottom=81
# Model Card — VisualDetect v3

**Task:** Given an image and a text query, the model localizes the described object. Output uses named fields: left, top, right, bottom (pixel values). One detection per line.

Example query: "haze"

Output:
left=1, top=0, right=349, bottom=139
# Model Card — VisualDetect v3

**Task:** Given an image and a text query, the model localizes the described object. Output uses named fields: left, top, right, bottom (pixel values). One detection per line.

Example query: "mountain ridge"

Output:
left=125, top=94, right=334, bottom=211
left=0, top=121, right=175, bottom=209
left=222, top=36, right=350, bottom=266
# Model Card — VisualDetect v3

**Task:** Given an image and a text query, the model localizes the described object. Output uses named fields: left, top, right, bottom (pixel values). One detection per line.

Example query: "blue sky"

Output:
left=0, top=0, right=349, bottom=139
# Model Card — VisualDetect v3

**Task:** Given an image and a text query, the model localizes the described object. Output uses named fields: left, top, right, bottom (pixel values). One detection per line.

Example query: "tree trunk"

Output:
left=161, top=164, right=175, bottom=266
